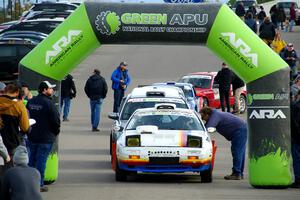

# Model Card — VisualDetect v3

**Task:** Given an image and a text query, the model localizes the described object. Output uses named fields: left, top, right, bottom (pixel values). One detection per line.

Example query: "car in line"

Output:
left=0, top=38, right=38, bottom=82
left=152, top=82, right=200, bottom=111
left=108, top=86, right=190, bottom=165
left=0, top=31, right=48, bottom=43
left=0, top=20, right=19, bottom=32
left=25, top=11, right=73, bottom=21
left=178, top=72, right=247, bottom=113
left=114, top=103, right=216, bottom=182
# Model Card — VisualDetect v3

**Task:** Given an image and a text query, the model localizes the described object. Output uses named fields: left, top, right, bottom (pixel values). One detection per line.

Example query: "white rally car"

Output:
left=114, top=104, right=217, bottom=182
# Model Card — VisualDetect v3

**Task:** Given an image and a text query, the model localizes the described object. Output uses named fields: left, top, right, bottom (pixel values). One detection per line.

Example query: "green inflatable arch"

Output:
left=19, top=2, right=292, bottom=187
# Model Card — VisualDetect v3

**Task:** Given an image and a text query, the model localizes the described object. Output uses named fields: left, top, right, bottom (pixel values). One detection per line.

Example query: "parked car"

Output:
left=108, top=86, right=190, bottom=166
left=0, top=38, right=38, bottom=81
left=152, top=82, right=200, bottom=111
left=25, top=11, right=72, bottom=20
left=178, top=72, right=247, bottom=113
left=0, top=18, right=64, bottom=35
left=20, top=2, right=78, bottom=21
left=114, top=104, right=216, bottom=182
left=0, top=20, right=19, bottom=32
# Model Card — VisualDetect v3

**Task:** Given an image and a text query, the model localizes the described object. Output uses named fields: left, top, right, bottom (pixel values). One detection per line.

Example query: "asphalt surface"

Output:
left=42, top=27, right=300, bottom=200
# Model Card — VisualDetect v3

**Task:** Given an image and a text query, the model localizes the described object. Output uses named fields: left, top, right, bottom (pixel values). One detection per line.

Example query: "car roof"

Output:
left=0, top=38, right=38, bottom=45
left=26, top=11, right=72, bottom=20
left=130, top=86, right=184, bottom=98
left=0, top=30, right=48, bottom=37
left=153, top=82, right=194, bottom=88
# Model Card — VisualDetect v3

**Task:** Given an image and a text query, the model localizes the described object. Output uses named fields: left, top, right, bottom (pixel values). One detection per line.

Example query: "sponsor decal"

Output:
left=247, top=93, right=289, bottom=105
left=219, top=32, right=258, bottom=68
left=45, top=30, right=83, bottom=66
left=94, top=11, right=208, bottom=35
left=249, top=109, right=287, bottom=119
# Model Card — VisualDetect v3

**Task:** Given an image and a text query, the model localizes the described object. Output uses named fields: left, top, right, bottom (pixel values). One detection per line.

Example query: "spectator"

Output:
left=245, top=12, right=257, bottom=33
left=214, top=63, right=232, bottom=112
left=290, top=90, right=300, bottom=188
left=235, top=2, right=246, bottom=20
left=111, top=61, right=131, bottom=113
left=259, top=16, right=276, bottom=46
left=271, top=32, right=286, bottom=54
left=0, top=83, right=30, bottom=169
left=84, top=69, right=108, bottom=132
left=0, top=135, right=10, bottom=192
left=61, top=74, right=77, bottom=122
left=246, top=4, right=257, bottom=19
left=277, top=5, right=286, bottom=30
left=26, top=81, right=60, bottom=192
left=285, top=17, right=290, bottom=32
left=290, top=3, right=296, bottom=32
left=200, top=107, right=247, bottom=180
left=1, top=146, right=42, bottom=200
left=291, top=76, right=300, bottom=101
left=281, top=43, right=298, bottom=81
left=21, top=82, right=33, bottom=106
left=269, top=4, right=278, bottom=28
left=257, top=6, right=266, bottom=26
left=231, top=73, right=245, bottom=114
left=0, top=82, right=5, bottom=96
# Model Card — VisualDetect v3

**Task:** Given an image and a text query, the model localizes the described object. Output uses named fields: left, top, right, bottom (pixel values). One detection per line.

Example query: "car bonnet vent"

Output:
left=146, top=91, right=165, bottom=97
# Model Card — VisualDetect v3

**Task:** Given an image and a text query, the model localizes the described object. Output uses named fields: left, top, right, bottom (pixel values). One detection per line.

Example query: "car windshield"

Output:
left=179, top=75, right=212, bottom=89
left=126, top=112, right=204, bottom=131
left=120, top=100, right=188, bottom=120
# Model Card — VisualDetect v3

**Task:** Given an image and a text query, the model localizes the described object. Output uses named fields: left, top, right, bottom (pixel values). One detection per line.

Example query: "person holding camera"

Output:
left=61, top=74, right=77, bottom=122
left=111, top=61, right=131, bottom=113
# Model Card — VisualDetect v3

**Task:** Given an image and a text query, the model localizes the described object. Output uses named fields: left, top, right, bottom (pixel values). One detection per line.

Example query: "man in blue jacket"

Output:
left=111, top=62, right=131, bottom=113
left=200, top=107, right=247, bottom=180
left=26, top=81, right=60, bottom=192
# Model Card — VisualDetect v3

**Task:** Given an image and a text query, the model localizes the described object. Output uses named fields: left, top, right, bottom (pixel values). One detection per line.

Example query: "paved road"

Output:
left=42, top=27, right=300, bottom=200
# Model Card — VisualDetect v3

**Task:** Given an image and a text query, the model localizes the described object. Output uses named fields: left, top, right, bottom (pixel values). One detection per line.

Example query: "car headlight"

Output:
left=126, top=135, right=140, bottom=147
left=187, top=136, right=202, bottom=148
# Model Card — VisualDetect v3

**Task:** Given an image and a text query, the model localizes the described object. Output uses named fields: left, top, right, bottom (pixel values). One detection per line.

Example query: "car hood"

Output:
left=124, top=130, right=207, bottom=147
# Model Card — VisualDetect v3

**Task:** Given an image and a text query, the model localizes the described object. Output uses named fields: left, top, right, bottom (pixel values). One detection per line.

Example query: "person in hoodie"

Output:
left=111, top=61, right=131, bottom=113
left=84, top=69, right=108, bottom=132
left=26, top=81, right=60, bottom=192
left=1, top=145, right=42, bottom=200
left=245, top=12, right=257, bottom=33
left=259, top=16, right=276, bottom=46
left=291, top=90, right=300, bottom=188
left=0, top=83, right=30, bottom=169
left=214, top=62, right=232, bottom=113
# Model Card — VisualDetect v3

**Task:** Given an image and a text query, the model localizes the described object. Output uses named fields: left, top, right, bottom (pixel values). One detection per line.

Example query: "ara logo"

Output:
left=95, top=11, right=121, bottom=35
left=45, top=30, right=82, bottom=65
left=249, top=109, right=286, bottom=119
left=221, top=32, right=258, bottom=67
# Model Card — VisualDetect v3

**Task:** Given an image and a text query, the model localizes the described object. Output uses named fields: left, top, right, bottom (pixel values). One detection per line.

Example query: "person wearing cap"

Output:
left=0, top=83, right=30, bottom=168
left=1, top=146, right=42, bottom=199
left=111, top=61, right=131, bottom=113
left=84, top=69, right=108, bottom=132
left=257, top=6, right=266, bottom=26
left=291, top=90, right=300, bottom=188
left=281, top=43, right=298, bottom=81
left=61, top=74, right=77, bottom=122
left=214, top=62, right=232, bottom=113
left=26, top=81, right=60, bottom=192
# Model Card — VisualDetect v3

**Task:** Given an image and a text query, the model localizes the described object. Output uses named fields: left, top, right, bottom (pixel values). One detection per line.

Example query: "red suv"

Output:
left=179, top=72, right=247, bottom=113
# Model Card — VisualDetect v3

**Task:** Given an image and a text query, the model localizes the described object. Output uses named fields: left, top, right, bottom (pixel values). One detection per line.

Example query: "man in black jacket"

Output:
left=61, top=74, right=77, bottom=122
left=215, top=63, right=232, bottom=112
left=26, top=81, right=60, bottom=192
left=291, top=90, right=300, bottom=188
left=231, top=73, right=245, bottom=114
left=84, top=69, right=108, bottom=132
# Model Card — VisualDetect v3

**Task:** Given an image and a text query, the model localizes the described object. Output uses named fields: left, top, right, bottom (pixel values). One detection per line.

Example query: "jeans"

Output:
left=90, top=99, right=103, bottom=129
left=28, top=141, right=53, bottom=186
left=231, top=124, right=247, bottom=176
left=289, top=20, right=295, bottom=32
left=219, top=89, right=230, bottom=112
left=292, top=141, right=300, bottom=182
left=113, top=89, right=124, bottom=113
left=60, top=97, right=71, bottom=120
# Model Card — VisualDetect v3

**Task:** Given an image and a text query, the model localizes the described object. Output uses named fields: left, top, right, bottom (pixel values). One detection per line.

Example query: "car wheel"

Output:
left=203, top=98, right=209, bottom=107
left=239, top=95, right=247, bottom=114
left=115, top=162, right=128, bottom=182
left=200, top=166, right=212, bottom=183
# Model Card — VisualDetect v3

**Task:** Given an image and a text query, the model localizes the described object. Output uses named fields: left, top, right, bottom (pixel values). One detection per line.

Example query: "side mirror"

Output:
left=114, top=126, right=124, bottom=132
left=207, top=127, right=216, bottom=133
left=108, top=112, right=119, bottom=120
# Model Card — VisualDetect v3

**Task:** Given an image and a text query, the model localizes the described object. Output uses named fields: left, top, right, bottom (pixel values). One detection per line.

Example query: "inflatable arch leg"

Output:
left=19, top=2, right=291, bottom=187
